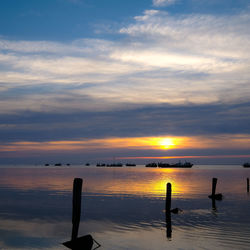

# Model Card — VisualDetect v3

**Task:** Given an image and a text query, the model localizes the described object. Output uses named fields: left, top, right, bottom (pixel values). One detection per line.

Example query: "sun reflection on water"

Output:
left=0, top=167, right=197, bottom=199
left=0, top=166, right=250, bottom=250
left=0, top=167, right=247, bottom=199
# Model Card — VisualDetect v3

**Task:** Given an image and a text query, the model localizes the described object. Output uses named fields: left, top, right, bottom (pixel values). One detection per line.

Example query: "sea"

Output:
left=0, top=164, right=249, bottom=250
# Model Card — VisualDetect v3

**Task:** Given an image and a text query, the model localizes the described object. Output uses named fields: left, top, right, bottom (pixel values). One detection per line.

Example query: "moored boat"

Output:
left=172, top=162, right=193, bottom=168
left=145, top=163, right=157, bottom=168
left=158, top=162, right=170, bottom=168
left=147, top=162, right=193, bottom=168
left=243, top=163, right=250, bottom=168
left=96, top=163, right=106, bottom=167
left=125, top=163, right=136, bottom=167
left=106, top=163, right=123, bottom=167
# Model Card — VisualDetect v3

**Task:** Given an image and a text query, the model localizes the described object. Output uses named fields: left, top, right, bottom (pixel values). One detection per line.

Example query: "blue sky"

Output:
left=0, top=0, right=250, bottom=164
left=1, top=0, right=248, bottom=41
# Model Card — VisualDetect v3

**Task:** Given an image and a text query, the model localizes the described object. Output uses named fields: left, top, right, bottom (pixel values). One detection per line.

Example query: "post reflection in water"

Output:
left=212, top=198, right=217, bottom=212
left=165, top=210, right=172, bottom=240
left=0, top=166, right=249, bottom=249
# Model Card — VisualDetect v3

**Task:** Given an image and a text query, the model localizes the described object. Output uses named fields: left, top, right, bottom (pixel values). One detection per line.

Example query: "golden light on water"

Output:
left=0, top=168, right=191, bottom=197
left=148, top=171, right=183, bottom=196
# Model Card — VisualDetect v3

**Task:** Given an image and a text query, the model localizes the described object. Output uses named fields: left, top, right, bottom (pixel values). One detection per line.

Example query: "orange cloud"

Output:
left=1, top=134, right=250, bottom=153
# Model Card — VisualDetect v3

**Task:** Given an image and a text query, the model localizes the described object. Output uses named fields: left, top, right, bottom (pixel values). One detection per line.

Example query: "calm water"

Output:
left=0, top=165, right=249, bottom=249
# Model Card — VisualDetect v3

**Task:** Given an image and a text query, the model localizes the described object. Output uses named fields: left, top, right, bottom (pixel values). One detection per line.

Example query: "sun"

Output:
left=159, top=138, right=176, bottom=149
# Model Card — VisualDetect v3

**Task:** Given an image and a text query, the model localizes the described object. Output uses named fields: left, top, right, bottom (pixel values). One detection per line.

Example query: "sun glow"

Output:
left=144, top=137, right=183, bottom=150
left=0, top=136, right=185, bottom=152
left=1, top=134, right=250, bottom=154
left=158, top=138, right=176, bottom=149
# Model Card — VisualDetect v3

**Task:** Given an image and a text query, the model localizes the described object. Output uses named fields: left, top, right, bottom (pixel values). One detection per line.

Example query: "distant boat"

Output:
left=145, top=162, right=157, bottom=168
left=85, top=163, right=90, bottom=166
left=158, top=162, right=170, bottom=168
left=243, top=163, right=250, bottom=168
left=96, top=163, right=106, bottom=167
left=54, top=163, right=62, bottom=166
left=66, top=163, right=71, bottom=166
left=147, top=162, right=193, bottom=168
left=106, top=163, right=123, bottom=167
left=44, top=163, right=49, bottom=166
left=172, top=162, right=193, bottom=168
left=125, top=163, right=136, bottom=167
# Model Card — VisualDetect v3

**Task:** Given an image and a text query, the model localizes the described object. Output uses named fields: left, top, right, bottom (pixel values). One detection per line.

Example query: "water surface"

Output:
left=0, top=165, right=249, bottom=249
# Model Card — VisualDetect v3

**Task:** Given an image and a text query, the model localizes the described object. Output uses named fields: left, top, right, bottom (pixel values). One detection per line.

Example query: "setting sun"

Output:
left=159, top=138, right=176, bottom=149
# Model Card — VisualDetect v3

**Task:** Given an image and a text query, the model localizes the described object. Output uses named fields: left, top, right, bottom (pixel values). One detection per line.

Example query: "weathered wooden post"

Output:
left=63, top=178, right=101, bottom=250
left=208, top=177, right=222, bottom=200
left=165, top=183, right=172, bottom=239
left=212, top=178, right=217, bottom=196
left=247, top=178, right=249, bottom=193
left=71, top=178, right=83, bottom=241
left=166, top=183, right=172, bottom=213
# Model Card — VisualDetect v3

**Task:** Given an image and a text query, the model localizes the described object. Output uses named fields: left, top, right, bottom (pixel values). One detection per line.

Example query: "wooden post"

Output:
left=63, top=178, right=101, bottom=249
left=166, top=183, right=172, bottom=213
left=71, top=178, right=83, bottom=241
left=165, top=183, right=172, bottom=239
left=247, top=178, right=249, bottom=193
left=212, top=178, right=217, bottom=196
left=208, top=177, right=222, bottom=200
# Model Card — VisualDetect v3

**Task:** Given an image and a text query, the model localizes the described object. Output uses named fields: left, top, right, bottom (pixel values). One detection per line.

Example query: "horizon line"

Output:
left=117, top=155, right=250, bottom=160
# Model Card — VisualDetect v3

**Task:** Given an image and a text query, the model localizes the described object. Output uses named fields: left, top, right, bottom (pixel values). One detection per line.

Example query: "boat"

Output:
left=125, top=163, right=136, bottom=167
left=44, top=163, right=49, bottom=166
left=145, top=163, right=157, bottom=168
left=96, top=163, right=106, bottom=167
left=243, top=163, right=250, bottom=168
left=85, top=163, right=90, bottom=166
left=158, top=162, right=170, bottom=168
left=106, top=163, right=123, bottom=167
left=183, top=162, right=193, bottom=168
left=54, top=163, right=62, bottom=166
left=172, top=162, right=193, bottom=168
left=147, top=162, right=193, bottom=168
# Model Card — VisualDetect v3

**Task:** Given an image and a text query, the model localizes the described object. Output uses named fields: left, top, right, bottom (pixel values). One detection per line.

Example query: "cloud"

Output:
left=1, top=134, right=250, bottom=153
left=153, top=0, right=177, bottom=7
left=120, top=10, right=250, bottom=59
left=0, top=101, right=250, bottom=144
left=0, top=7, right=249, bottom=150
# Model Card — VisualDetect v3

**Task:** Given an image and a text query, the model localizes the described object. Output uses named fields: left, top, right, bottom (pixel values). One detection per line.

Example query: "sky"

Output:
left=0, top=0, right=250, bottom=164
